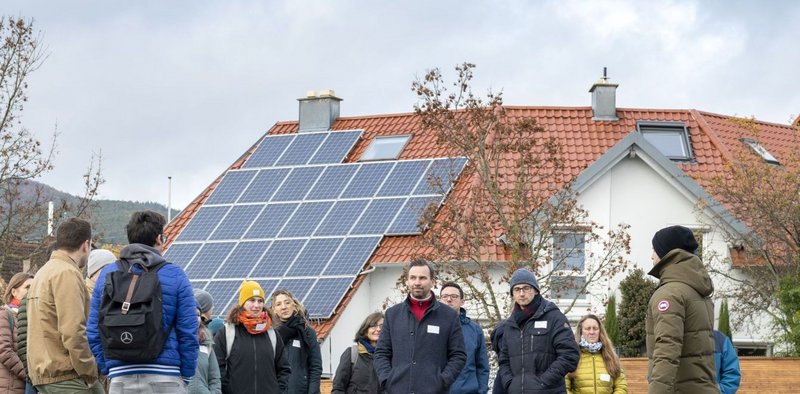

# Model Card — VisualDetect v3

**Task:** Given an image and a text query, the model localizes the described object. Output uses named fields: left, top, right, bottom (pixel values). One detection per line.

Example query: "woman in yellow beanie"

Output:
left=213, top=281, right=290, bottom=394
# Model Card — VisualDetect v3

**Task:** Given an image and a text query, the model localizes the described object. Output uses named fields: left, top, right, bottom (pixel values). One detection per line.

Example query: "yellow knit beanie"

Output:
left=238, top=280, right=265, bottom=306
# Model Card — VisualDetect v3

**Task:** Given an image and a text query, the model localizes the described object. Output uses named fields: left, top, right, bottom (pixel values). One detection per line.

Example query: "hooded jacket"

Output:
left=713, top=331, right=740, bottom=394
left=87, top=243, right=199, bottom=381
left=374, top=295, right=467, bottom=394
left=498, top=298, right=580, bottom=394
left=646, top=249, right=717, bottom=394
left=450, top=309, right=490, bottom=394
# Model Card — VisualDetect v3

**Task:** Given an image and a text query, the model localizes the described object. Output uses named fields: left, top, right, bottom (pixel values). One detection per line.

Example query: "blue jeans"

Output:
left=108, top=375, right=186, bottom=394
left=25, top=381, right=37, bottom=394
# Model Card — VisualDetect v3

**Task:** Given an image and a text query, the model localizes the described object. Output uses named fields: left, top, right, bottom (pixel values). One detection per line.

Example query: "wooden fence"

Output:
left=320, top=357, right=800, bottom=393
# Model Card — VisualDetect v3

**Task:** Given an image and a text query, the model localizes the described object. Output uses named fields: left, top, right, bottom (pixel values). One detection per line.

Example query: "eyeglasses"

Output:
left=440, top=294, right=461, bottom=301
left=512, top=285, right=535, bottom=295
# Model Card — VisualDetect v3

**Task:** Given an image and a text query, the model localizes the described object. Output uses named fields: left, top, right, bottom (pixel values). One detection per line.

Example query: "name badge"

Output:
left=293, top=339, right=301, bottom=348
left=600, top=374, right=611, bottom=382
left=427, top=325, right=440, bottom=334
left=199, top=346, right=209, bottom=355
left=255, top=323, right=266, bottom=331
left=534, top=321, right=547, bottom=329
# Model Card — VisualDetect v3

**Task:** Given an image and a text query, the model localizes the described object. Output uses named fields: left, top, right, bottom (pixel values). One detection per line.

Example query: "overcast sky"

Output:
left=5, top=0, right=800, bottom=211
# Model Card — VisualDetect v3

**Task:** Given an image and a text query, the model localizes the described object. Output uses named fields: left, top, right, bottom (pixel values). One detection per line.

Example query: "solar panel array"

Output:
left=166, top=130, right=468, bottom=318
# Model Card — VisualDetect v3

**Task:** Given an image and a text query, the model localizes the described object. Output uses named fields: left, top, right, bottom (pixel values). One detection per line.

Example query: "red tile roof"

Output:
left=164, top=106, right=799, bottom=339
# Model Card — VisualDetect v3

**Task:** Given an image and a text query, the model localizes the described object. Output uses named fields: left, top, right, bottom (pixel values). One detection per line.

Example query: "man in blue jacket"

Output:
left=87, top=211, right=198, bottom=393
left=440, top=282, right=489, bottom=394
left=497, top=268, right=579, bottom=393
left=713, top=330, right=741, bottom=394
left=374, top=259, right=467, bottom=394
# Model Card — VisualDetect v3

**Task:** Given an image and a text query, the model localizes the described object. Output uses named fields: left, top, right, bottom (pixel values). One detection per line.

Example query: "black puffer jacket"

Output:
left=498, top=299, right=580, bottom=394
left=331, top=343, right=382, bottom=394
left=213, top=324, right=290, bottom=394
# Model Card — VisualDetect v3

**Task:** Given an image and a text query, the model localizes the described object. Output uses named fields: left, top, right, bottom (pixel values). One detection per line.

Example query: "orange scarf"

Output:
left=238, top=310, right=271, bottom=335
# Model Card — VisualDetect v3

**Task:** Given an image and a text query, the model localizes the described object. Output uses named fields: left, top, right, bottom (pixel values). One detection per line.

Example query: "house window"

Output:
left=637, top=121, right=693, bottom=160
left=360, top=135, right=411, bottom=161
left=741, top=138, right=780, bottom=164
left=550, top=232, right=586, bottom=300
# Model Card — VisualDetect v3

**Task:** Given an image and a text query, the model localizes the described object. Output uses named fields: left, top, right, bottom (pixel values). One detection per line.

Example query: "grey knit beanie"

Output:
left=509, top=268, right=540, bottom=295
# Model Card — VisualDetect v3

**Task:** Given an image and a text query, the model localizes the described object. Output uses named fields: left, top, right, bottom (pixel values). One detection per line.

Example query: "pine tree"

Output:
left=618, top=268, right=658, bottom=357
left=605, top=295, right=619, bottom=346
left=718, top=299, right=732, bottom=339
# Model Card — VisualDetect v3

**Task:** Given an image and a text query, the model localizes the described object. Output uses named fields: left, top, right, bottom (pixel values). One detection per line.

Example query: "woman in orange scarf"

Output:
left=213, top=281, right=290, bottom=394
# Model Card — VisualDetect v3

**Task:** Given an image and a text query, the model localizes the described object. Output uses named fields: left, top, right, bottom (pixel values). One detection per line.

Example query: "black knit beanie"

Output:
left=652, top=225, right=698, bottom=259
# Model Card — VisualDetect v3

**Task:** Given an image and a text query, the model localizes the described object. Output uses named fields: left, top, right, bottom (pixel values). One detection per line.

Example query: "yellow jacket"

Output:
left=566, top=349, right=628, bottom=394
left=27, top=250, right=99, bottom=386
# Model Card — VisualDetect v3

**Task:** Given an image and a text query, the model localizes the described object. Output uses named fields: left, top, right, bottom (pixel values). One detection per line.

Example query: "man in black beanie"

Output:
left=645, top=225, right=718, bottom=394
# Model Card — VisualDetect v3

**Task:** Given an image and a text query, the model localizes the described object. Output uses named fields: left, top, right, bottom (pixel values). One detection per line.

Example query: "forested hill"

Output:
left=20, top=181, right=180, bottom=245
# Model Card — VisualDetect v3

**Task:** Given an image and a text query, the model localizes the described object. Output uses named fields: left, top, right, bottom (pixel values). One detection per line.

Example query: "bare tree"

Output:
left=703, top=117, right=800, bottom=353
left=411, top=63, right=631, bottom=326
left=0, top=17, right=103, bottom=274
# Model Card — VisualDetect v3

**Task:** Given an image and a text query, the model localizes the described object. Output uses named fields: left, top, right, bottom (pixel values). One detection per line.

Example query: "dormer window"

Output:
left=360, top=135, right=411, bottom=161
left=637, top=121, right=693, bottom=161
left=741, top=138, right=779, bottom=164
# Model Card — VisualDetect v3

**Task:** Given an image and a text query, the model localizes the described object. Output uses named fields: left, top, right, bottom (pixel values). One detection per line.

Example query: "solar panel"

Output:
left=350, top=198, right=406, bottom=235
left=213, top=241, right=271, bottom=279
left=275, top=132, right=327, bottom=166
left=273, top=278, right=317, bottom=303
left=376, top=160, right=430, bottom=197
left=204, top=280, right=242, bottom=316
left=209, top=205, right=263, bottom=240
left=278, top=201, right=333, bottom=238
left=205, top=170, right=257, bottom=205
left=244, top=203, right=298, bottom=239
left=249, top=239, right=306, bottom=278
left=308, top=130, right=361, bottom=165
left=286, top=238, right=343, bottom=277
left=306, top=165, right=358, bottom=200
left=340, top=162, right=395, bottom=198
left=173, top=128, right=469, bottom=320
left=257, top=280, right=280, bottom=303
left=271, top=166, right=324, bottom=202
left=414, top=157, right=468, bottom=195
left=190, top=280, right=209, bottom=290
left=322, top=236, right=381, bottom=275
left=387, top=195, right=443, bottom=235
left=176, top=206, right=230, bottom=242
left=313, top=199, right=369, bottom=236
left=239, top=168, right=290, bottom=203
left=164, top=243, right=202, bottom=269
left=304, top=278, right=354, bottom=317
left=243, top=134, right=295, bottom=168
left=185, top=242, right=236, bottom=278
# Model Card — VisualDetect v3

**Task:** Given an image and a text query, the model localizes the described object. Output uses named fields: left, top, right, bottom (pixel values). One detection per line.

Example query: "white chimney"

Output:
left=298, top=90, right=342, bottom=132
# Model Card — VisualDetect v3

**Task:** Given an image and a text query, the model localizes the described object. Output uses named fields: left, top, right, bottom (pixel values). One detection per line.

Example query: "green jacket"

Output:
left=15, top=295, right=27, bottom=374
left=645, top=249, right=717, bottom=394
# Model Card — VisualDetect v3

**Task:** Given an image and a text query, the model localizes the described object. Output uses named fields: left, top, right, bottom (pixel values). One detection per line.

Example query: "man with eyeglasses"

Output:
left=374, top=259, right=466, bottom=394
left=27, top=217, right=104, bottom=393
left=497, top=268, right=579, bottom=393
left=440, top=282, right=489, bottom=394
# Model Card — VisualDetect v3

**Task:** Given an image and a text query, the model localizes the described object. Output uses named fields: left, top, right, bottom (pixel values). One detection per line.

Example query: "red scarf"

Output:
left=238, top=310, right=271, bottom=335
left=7, top=298, right=19, bottom=309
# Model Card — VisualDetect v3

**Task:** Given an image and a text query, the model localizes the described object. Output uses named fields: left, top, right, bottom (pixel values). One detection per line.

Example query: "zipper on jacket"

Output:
left=520, top=330, right=525, bottom=392
left=592, top=353, right=597, bottom=394
left=253, top=332, right=258, bottom=393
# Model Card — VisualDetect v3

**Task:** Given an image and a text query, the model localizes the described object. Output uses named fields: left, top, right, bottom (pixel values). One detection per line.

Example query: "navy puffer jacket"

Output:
left=498, top=299, right=579, bottom=394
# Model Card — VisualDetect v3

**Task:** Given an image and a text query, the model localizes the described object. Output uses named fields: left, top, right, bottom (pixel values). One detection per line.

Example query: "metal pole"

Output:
left=168, top=176, right=172, bottom=223
left=47, top=201, right=54, bottom=236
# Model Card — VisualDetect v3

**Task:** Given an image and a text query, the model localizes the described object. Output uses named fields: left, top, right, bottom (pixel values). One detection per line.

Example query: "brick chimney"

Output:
left=589, top=68, right=618, bottom=121
left=298, top=89, right=342, bottom=132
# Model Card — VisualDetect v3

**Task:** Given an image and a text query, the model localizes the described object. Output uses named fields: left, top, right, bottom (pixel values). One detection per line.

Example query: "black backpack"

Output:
left=98, top=260, right=170, bottom=362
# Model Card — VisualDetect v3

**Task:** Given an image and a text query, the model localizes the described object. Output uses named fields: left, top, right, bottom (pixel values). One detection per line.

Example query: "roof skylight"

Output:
left=360, top=135, right=411, bottom=161
left=741, top=138, right=779, bottom=164
left=637, top=121, right=693, bottom=161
